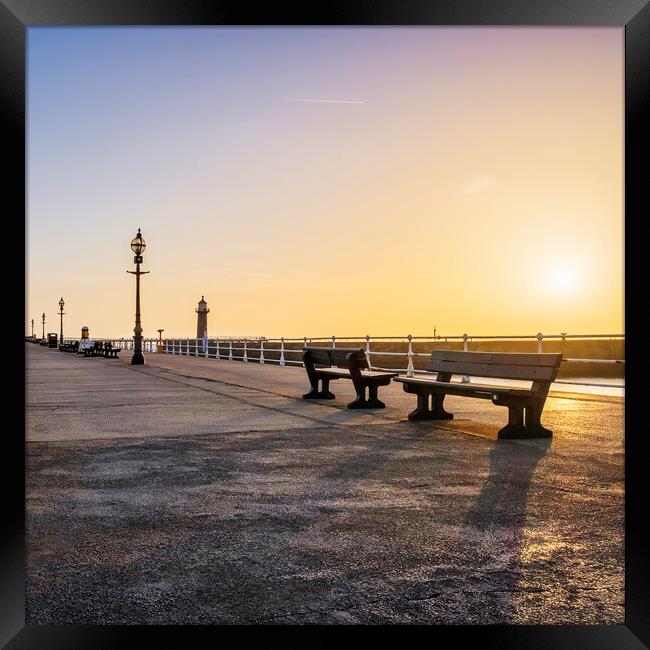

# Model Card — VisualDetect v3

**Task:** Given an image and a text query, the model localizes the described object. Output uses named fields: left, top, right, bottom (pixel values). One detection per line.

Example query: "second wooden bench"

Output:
left=302, top=347, right=398, bottom=409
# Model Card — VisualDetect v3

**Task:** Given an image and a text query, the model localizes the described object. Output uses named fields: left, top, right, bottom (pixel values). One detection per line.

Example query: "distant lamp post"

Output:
left=41, top=313, right=46, bottom=340
left=157, top=329, right=164, bottom=353
left=31, top=319, right=34, bottom=338
left=58, top=298, right=65, bottom=345
left=127, top=228, right=149, bottom=365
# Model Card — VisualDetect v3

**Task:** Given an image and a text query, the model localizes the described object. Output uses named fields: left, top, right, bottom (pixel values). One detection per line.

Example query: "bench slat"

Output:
left=317, top=368, right=398, bottom=379
left=304, top=347, right=369, bottom=369
left=429, top=350, right=562, bottom=367
left=425, top=359, right=559, bottom=382
left=394, top=376, right=533, bottom=397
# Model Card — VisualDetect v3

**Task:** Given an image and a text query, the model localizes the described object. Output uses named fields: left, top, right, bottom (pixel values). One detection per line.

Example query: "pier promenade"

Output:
left=25, top=344, right=624, bottom=624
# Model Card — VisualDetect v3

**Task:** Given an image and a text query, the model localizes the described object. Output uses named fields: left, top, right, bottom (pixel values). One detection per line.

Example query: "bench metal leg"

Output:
left=408, top=390, right=453, bottom=421
left=366, top=384, right=385, bottom=409
left=498, top=402, right=525, bottom=438
left=318, top=378, right=336, bottom=399
left=496, top=397, right=552, bottom=439
left=303, top=377, right=335, bottom=400
left=523, top=399, right=553, bottom=438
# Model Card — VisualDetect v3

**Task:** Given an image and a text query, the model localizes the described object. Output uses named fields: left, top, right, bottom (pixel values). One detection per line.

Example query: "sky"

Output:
left=26, top=27, right=623, bottom=339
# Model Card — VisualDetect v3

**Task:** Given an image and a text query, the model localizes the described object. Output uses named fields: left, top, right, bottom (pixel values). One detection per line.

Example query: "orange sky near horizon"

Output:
left=26, top=27, right=623, bottom=339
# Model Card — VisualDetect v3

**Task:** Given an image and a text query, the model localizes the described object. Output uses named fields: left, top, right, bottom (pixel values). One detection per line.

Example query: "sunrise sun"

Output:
left=550, top=265, right=578, bottom=293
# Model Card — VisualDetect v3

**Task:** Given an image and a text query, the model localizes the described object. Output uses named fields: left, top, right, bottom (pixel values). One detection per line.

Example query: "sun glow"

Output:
left=550, top=265, right=578, bottom=293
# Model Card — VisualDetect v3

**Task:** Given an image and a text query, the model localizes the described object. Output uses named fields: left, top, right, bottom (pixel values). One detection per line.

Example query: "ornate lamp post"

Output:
left=127, top=228, right=149, bottom=365
left=41, top=313, right=46, bottom=340
left=58, top=298, right=65, bottom=345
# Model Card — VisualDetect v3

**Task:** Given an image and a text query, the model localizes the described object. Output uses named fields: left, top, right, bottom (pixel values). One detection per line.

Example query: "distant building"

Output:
left=196, top=296, right=209, bottom=339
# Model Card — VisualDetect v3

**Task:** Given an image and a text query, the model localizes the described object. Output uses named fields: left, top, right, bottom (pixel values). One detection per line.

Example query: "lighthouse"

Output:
left=196, top=296, right=209, bottom=339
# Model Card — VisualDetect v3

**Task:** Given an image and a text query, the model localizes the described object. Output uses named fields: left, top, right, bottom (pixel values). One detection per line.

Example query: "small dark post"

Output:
left=58, top=298, right=65, bottom=345
left=31, top=319, right=34, bottom=337
left=41, top=313, right=46, bottom=340
left=157, top=329, right=164, bottom=353
left=127, top=228, right=149, bottom=365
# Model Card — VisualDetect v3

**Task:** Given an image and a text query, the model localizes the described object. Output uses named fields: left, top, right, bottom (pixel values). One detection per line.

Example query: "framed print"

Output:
left=4, top=0, right=648, bottom=646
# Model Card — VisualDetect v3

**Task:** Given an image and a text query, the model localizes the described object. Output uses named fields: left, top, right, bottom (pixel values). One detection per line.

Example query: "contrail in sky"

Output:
left=283, top=97, right=366, bottom=104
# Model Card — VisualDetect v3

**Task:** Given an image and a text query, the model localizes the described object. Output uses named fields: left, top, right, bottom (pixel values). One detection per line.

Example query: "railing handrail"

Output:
left=48, top=333, right=624, bottom=391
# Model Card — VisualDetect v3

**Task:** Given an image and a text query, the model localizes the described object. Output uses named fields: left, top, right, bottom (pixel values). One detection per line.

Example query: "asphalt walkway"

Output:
left=25, top=345, right=624, bottom=624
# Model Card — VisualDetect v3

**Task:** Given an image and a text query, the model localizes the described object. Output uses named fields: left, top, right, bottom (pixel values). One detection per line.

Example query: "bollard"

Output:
left=461, top=333, right=471, bottom=383
left=407, top=334, right=414, bottom=377
left=229, top=339, right=233, bottom=361
left=280, top=337, right=285, bottom=366
left=260, top=338, right=265, bottom=364
left=243, top=339, right=248, bottom=362
left=537, top=332, right=543, bottom=354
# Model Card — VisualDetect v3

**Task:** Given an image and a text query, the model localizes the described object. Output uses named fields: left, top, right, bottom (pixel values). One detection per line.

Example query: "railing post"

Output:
left=195, top=338, right=199, bottom=357
left=164, top=339, right=168, bottom=353
left=365, top=335, right=372, bottom=370
left=187, top=339, right=191, bottom=356
left=243, top=338, right=248, bottom=362
left=280, top=337, right=285, bottom=366
left=303, top=337, right=308, bottom=367
left=331, top=335, right=336, bottom=367
left=259, top=338, right=265, bottom=364
left=216, top=338, right=220, bottom=359
left=407, top=334, right=414, bottom=377
left=462, top=333, right=471, bottom=383
left=537, top=332, right=544, bottom=354
left=229, top=339, right=233, bottom=361
left=204, top=334, right=208, bottom=358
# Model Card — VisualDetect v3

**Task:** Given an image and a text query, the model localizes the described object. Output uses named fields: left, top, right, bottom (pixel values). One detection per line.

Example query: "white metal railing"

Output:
left=153, top=333, right=624, bottom=390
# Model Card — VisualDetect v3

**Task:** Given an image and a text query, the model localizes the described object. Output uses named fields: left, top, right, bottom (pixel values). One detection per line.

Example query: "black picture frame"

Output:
left=4, top=0, right=648, bottom=646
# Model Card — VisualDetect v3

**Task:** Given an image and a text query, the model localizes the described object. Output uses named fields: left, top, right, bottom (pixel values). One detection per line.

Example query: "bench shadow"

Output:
left=318, top=423, right=432, bottom=483
left=455, top=437, right=551, bottom=621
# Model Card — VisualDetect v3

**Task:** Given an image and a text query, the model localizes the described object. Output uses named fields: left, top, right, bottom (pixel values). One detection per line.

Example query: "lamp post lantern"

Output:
left=41, top=313, right=46, bottom=340
left=127, top=228, right=149, bottom=365
left=58, top=298, right=65, bottom=345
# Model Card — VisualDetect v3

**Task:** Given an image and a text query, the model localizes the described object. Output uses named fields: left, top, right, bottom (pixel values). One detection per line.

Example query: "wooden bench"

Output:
left=394, top=350, right=562, bottom=439
left=82, top=342, right=103, bottom=357
left=302, top=347, right=398, bottom=409
left=103, top=344, right=119, bottom=359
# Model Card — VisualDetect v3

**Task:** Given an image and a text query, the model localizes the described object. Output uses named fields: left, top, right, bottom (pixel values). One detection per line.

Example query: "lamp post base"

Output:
left=131, top=352, right=146, bottom=365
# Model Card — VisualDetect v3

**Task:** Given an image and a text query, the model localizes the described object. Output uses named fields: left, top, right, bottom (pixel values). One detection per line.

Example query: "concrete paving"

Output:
left=25, top=344, right=624, bottom=624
